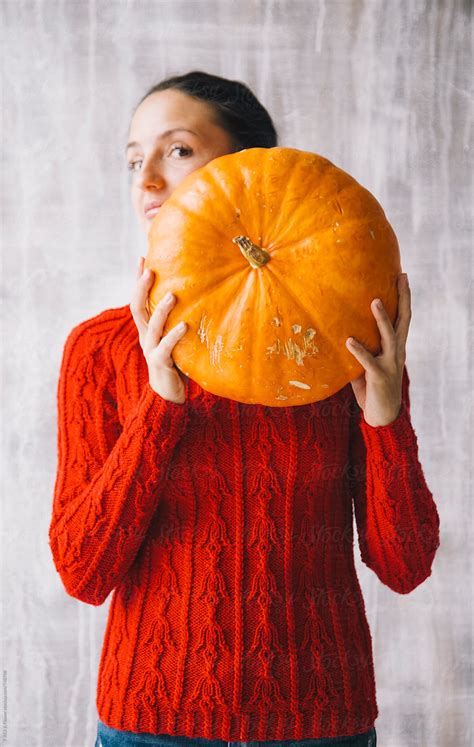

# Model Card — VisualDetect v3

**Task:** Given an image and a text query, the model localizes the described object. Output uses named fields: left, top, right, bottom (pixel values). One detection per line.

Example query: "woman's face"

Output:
left=126, top=88, right=237, bottom=235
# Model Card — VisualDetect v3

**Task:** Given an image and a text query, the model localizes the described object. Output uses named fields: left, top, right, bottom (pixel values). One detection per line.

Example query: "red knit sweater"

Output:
left=48, top=304, right=440, bottom=742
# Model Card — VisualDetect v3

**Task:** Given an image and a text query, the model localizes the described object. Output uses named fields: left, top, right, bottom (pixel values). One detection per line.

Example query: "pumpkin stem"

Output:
left=232, top=235, right=271, bottom=269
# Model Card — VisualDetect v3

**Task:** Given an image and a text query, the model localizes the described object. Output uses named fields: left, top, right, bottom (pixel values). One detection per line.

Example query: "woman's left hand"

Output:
left=345, top=273, right=412, bottom=427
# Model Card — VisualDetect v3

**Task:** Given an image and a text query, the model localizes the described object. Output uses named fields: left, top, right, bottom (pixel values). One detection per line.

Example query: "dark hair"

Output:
left=133, top=70, right=278, bottom=151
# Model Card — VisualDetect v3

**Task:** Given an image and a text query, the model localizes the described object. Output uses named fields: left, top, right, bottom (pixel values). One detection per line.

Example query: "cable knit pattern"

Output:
left=48, top=304, right=440, bottom=742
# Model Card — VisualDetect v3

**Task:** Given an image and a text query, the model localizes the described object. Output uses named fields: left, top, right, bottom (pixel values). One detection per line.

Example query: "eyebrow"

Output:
left=125, top=128, right=198, bottom=153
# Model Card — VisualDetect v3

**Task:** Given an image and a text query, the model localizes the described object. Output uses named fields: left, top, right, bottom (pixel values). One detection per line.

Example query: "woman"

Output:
left=49, top=70, right=440, bottom=747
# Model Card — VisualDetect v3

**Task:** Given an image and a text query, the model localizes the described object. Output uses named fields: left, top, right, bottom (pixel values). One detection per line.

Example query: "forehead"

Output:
left=129, top=89, right=216, bottom=134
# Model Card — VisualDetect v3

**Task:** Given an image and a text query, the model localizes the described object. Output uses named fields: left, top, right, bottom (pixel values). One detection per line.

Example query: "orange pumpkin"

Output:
left=145, top=147, right=401, bottom=406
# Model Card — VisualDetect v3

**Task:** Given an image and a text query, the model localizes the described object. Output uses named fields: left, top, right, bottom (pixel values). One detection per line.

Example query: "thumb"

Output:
left=136, top=256, right=145, bottom=280
left=350, top=372, right=366, bottom=405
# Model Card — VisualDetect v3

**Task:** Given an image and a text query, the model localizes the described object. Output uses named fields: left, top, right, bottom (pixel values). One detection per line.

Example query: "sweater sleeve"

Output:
left=348, top=364, right=441, bottom=594
left=48, top=316, right=189, bottom=606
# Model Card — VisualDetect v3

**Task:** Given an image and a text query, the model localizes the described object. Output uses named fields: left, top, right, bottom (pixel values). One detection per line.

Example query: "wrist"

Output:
left=146, top=381, right=186, bottom=405
left=363, top=401, right=402, bottom=428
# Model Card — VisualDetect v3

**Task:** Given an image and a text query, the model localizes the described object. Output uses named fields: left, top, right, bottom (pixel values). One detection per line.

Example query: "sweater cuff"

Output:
left=143, top=380, right=189, bottom=410
left=358, top=398, right=415, bottom=453
left=129, top=381, right=190, bottom=436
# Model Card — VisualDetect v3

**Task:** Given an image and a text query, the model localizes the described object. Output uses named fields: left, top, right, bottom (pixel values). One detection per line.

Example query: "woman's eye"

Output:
left=169, top=145, right=193, bottom=158
left=127, top=144, right=193, bottom=172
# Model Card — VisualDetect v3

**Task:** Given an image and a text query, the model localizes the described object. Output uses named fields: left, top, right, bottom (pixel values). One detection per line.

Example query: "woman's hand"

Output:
left=345, top=272, right=412, bottom=426
left=130, top=256, right=188, bottom=404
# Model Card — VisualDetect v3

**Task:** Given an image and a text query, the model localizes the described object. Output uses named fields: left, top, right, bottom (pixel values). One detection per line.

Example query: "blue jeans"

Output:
left=94, top=720, right=377, bottom=746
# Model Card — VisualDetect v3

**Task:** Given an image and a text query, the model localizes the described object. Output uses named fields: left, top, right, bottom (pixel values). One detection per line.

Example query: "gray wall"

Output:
left=2, top=1, right=472, bottom=745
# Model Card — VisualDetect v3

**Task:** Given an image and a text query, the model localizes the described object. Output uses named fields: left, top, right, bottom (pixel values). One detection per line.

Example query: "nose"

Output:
left=136, top=160, right=166, bottom=191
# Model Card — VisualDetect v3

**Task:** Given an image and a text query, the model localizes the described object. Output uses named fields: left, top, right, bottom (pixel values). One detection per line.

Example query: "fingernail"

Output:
left=164, top=291, right=174, bottom=303
left=143, top=268, right=151, bottom=278
left=375, top=298, right=382, bottom=308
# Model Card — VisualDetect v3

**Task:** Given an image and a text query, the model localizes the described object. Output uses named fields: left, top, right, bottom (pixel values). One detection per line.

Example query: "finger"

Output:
left=130, top=268, right=155, bottom=340
left=142, top=292, right=177, bottom=356
left=394, top=273, right=412, bottom=344
left=345, top=337, right=378, bottom=374
left=371, top=298, right=397, bottom=356
left=151, top=321, right=188, bottom=363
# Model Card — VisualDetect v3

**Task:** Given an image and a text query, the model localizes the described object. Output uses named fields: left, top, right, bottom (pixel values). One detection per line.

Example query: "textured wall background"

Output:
left=2, top=1, right=472, bottom=745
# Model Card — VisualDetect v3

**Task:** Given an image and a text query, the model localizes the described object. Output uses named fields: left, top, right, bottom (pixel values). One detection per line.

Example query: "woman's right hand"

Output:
left=130, top=256, right=188, bottom=404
